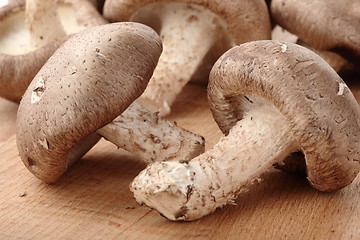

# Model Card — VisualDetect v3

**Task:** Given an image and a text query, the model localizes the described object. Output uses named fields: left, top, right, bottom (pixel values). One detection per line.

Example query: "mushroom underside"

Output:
left=0, top=2, right=86, bottom=55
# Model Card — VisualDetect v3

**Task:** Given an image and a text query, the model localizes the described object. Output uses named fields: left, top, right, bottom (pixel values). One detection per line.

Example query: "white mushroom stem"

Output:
left=131, top=104, right=299, bottom=221
left=97, top=101, right=205, bottom=163
left=135, top=3, right=226, bottom=115
left=25, top=0, right=66, bottom=48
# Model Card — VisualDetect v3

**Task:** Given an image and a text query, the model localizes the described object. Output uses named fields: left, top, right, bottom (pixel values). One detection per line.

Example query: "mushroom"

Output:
left=271, top=25, right=352, bottom=73
left=16, top=22, right=205, bottom=183
left=0, top=0, right=106, bottom=102
left=86, top=0, right=104, bottom=11
left=104, top=0, right=271, bottom=115
left=296, top=40, right=353, bottom=73
left=270, top=0, right=360, bottom=65
left=130, top=40, right=360, bottom=221
left=0, top=0, right=8, bottom=8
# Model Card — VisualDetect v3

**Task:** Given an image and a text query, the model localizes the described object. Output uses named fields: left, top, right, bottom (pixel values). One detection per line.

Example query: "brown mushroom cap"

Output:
left=208, top=40, right=360, bottom=191
left=16, top=22, right=162, bottom=183
left=103, top=0, right=271, bottom=44
left=0, top=0, right=106, bottom=102
left=86, top=0, right=105, bottom=11
left=270, top=0, right=360, bottom=57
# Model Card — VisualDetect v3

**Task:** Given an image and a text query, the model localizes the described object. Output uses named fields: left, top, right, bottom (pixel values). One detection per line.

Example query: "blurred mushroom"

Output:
left=104, top=0, right=271, bottom=115
left=0, top=0, right=106, bottom=102
left=0, top=0, right=8, bottom=8
left=86, top=0, right=104, bottom=11
left=130, top=40, right=360, bottom=221
left=270, top=0, right=360, bottom=65
left=17, top=22, right=204, bottom=183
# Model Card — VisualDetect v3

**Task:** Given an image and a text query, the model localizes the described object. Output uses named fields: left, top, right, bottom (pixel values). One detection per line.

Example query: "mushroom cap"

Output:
left=208, top=40, right=360, bottom=191
left=16, top=22, right=163, bottom=183
left=103, top=0, right=271, bottom=44
left=0, top=0, right=106, bottom=102
left=86, top=0, right=105, bottom=11
left=270, top=0, right=360, bottom=56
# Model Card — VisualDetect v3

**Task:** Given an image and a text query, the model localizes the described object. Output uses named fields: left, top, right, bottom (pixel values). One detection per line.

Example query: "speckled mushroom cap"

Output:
left=0, top=0, right=106, bottom=102
left=270, top=0, right=360, bottom=57
left=16, top=22, right=163, bottom=183
left=208, top=40, right=360, bottom=191
left=103, top=0, right=271, bottom=44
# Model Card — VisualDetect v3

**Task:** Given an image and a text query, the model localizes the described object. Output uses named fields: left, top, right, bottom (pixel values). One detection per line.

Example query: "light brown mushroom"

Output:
left=0, top=0, right=106, bottom=102
left=130, top=40, right=360, bottom=221
left=104, top=0, right=271, bottom=115
left=270, top=0, right=360, bottom=64
left=16, top=22, right=204, bottom=183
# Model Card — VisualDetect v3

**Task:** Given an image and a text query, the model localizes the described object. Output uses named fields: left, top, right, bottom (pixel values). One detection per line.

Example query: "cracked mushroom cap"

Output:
left=270, top=0, right=360, bottom=58
left=0, top=0, right=106, bottom=102
left=16, top=22, right=162, bottom=183
left=208, top=40, right=360, bottom=191
left=103, top=0, right=271, bottom=45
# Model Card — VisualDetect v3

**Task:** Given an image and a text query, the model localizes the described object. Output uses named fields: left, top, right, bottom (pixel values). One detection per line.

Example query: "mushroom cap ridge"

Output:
left=208, top=40, right=360, bottom=191
left=16, top=22, right=163, bottom=183
left=103, top=0, right=271, bottom=44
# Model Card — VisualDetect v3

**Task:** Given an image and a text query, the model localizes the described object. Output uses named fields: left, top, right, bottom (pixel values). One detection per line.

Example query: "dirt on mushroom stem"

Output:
left=97, top=101, right=205, bottom=163
left=131, top=99, right=298, bottom=221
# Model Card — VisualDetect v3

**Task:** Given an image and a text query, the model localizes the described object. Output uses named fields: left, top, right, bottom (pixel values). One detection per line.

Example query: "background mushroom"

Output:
left=271, top=25, right=352, bottom=73
left=270, top=0, right=360, bottom=68
left=130, top=40, right=360, bottom=221
left=0, top=0, right=106, bottom=102
left=86, top=0, right=105, bottom=11
left=17, top=22, right=204, bottom=183
left=103, top=0, right=271, bottom=115
left=0, top=0, right=9, bottom=8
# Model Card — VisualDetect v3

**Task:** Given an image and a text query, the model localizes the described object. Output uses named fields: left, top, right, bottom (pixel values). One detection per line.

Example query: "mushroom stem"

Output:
left=25, top=0, right=66, bottom=48
left=131, top=104, right=298, bottom=221
left=97, top=101, right=205, bottom=163
left=135, top=3, right=227, bottom=115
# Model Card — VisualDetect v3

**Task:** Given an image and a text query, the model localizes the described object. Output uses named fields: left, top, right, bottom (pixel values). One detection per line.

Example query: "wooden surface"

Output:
left=1, top=83, right=360, bottom=240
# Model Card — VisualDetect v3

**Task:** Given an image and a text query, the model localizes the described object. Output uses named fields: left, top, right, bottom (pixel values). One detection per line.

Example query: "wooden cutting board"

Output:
left=0, top=83, right=359, bottom=240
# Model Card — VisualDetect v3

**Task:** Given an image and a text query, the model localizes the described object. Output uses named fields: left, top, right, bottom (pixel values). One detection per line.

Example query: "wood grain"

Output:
left=0, top=83, right=359, bottom=240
